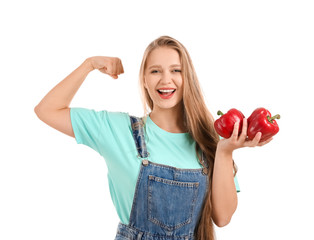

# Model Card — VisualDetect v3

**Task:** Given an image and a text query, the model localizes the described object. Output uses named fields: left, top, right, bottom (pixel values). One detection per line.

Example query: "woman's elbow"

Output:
left=214, top=217, right=231, bottom=228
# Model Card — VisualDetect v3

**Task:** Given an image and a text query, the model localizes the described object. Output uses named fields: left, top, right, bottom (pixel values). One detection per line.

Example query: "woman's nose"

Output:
left=160, top=71, right=172, bottom=84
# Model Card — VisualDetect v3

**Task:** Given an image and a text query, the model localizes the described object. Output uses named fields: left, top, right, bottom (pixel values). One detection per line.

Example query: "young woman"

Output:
left=35, top=36, right=272, bottom=240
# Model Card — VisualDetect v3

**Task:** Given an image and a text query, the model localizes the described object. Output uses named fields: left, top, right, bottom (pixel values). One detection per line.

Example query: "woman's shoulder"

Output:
left=70, top=107, right=134, bottom=126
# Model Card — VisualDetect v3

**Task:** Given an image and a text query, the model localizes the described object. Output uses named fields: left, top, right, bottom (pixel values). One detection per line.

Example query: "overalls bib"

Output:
left=114, top=116, right=209, bottom=240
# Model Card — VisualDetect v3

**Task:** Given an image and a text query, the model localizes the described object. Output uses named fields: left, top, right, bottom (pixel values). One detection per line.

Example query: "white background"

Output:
left=1, top=0, right=313, bottom=239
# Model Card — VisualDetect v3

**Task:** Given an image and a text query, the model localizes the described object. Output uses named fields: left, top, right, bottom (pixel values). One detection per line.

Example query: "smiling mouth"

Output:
left=157, top=89, right=176, bottom=99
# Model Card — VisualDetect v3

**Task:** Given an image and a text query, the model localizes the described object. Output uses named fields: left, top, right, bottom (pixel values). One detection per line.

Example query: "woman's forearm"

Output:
left=35, top=58, right=94, bottom=112
left=34, top=56, right=123, bottom=137
left=211, top=149, right=238, bottom=227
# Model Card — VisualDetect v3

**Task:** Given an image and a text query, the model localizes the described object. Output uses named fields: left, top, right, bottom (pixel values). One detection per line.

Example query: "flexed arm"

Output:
left=34, top=57, right=124, bottom=137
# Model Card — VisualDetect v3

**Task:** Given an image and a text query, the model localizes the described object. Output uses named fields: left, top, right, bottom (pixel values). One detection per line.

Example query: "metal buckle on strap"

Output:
left=142, top=159, right=149, bottom=166
left=137, top=231, right=143, bottom=240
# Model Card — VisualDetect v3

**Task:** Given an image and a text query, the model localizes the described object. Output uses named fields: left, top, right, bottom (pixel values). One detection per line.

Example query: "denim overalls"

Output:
left=114, top=116, right=209, bottom=240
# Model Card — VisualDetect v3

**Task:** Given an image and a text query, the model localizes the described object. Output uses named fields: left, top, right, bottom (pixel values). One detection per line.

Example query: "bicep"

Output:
left=35, top=107, right=74, bottom=138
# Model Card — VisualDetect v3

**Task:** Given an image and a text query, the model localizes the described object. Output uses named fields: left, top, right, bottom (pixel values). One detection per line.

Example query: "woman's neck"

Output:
left=149, top=104, right=187, bottom=133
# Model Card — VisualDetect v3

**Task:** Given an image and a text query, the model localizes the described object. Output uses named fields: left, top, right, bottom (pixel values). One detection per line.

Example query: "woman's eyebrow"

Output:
left=148, top=64, right=181, bottom=69
left=170, top=64, right=181, bottom=68
left=148, top=65, right=161, bottom=69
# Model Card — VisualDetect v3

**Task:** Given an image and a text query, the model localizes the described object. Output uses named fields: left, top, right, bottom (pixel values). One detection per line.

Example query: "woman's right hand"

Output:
left=88, top=56, right=124, bottom=79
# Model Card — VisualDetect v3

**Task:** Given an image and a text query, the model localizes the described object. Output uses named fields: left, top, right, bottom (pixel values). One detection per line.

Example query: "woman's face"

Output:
left=144, top=47, right=183, bottom=112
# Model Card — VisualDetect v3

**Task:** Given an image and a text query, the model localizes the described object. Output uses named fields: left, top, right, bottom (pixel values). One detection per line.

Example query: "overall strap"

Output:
left=130, top=115, right=149, bottom=159
left=200, top=151, right=209, bottom=175
left=201, top=151, right=209, bottom=168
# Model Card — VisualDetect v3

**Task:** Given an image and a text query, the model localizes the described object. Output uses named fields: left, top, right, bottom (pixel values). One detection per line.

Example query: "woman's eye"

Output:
left=173, top=69, right=181, bottom=73
left=151, top=70, right=159, bottom=73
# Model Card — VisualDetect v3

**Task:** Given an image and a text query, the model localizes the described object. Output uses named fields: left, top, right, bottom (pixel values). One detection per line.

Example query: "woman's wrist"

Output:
left=83, top=57, right=95, bottom=72
left=216, top=143, right=233, bottom=162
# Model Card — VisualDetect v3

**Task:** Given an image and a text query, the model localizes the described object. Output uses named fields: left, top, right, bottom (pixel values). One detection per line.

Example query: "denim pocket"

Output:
left=148, top=175, right=199, bottom=231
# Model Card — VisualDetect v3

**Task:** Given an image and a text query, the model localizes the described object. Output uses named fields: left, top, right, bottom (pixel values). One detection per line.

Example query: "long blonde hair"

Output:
left=139, top=36, right=236, bottom=240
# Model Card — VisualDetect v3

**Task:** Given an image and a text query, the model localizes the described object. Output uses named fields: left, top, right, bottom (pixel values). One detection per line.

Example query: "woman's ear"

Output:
left=144, top=77, right=148, bottom=89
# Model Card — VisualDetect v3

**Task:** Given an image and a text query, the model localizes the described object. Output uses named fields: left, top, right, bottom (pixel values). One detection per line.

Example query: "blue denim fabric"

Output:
left=130, top=116, right=149, bottom=158
left=114, top=116, right=208, bottom=240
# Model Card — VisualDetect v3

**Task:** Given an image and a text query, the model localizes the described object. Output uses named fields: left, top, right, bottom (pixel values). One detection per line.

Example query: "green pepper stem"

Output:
left=217, top=110, right=224, bottom=116
left=267, top=114, right=281, bottom=123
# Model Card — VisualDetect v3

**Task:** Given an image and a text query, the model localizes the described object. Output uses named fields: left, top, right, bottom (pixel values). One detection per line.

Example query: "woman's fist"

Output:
left=88, top=56, right=124, bottom=79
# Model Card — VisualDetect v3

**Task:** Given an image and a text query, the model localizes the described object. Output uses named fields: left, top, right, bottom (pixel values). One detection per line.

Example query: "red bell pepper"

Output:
left=214, top=108, right=245, bottom=138
left=247, top=108, right=280, bottom=142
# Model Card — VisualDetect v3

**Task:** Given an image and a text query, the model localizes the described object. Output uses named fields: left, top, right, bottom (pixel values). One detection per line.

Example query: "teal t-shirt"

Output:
left=70, top=107, right=240, bottom=224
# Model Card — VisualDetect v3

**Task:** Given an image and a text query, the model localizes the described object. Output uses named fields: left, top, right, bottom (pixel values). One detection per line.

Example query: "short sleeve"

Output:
left=70, top=108, right=105, bottom=153
left=70, top=107, right=131, bottom=156
left=234, top=175, right=240, bottom=193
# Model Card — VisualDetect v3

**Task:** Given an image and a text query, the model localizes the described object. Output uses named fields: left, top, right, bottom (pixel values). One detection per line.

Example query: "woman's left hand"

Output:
left=217, top=118, right=273, bottom=155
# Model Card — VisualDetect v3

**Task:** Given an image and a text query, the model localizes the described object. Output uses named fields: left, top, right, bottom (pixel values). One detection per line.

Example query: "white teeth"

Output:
left=158, top=89, right=175, bottom=93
